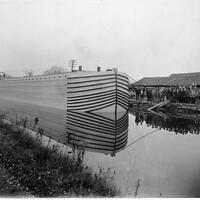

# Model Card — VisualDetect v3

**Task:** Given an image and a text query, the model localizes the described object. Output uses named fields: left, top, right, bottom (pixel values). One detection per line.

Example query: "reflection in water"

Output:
left=81, top=111, right=200, bottom=197
left=66, top=111, right=129, bottom=156
left=132, top=110, right=200, bottom=135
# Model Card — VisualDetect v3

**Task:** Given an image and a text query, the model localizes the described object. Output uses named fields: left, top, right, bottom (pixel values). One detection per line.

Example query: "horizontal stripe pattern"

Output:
left=0, top=70, right=130, bottom=155
left=66, top=111, right=128, bottom=154
left=67, top=72, right=129, bottom=112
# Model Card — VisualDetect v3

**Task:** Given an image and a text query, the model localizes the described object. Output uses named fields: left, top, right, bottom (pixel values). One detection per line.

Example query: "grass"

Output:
left=0, top=164, right=26, bottom=196
left=0, top=118, right=119, bottom=197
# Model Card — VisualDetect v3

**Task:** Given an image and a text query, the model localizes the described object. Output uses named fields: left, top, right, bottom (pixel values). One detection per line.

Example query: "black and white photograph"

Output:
left=0, top=0, right=200, bottom=198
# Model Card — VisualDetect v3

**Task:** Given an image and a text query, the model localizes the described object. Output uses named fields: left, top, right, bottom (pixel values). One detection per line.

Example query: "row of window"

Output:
left=1, top=75, right=68, bottom=81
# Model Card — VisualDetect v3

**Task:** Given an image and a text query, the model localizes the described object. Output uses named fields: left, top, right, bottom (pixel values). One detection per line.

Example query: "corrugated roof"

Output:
left=133, top=77, right=168, bottom=86
left=170, top=72, right=200, bottom=78
left=133, top=72, right=200, bottom=86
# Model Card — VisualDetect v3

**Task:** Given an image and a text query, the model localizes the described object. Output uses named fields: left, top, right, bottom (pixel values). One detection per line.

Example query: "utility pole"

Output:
left=69, top=59, right=77, bottom=72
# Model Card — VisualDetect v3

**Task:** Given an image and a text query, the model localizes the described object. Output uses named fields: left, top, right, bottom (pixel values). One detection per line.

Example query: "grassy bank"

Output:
left=0, top=163, right=27, bottom=196
left=0, top=119, right=119, bottom=197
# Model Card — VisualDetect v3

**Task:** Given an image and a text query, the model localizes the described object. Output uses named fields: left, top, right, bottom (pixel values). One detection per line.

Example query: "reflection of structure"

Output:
left=0, top=70, right=129, bottom=153
left=66, top=111, right=129, bottom=156
left=131, top=110, right=200, bottom=135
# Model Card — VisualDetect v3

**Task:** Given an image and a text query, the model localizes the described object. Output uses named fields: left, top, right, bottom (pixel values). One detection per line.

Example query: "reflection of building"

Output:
left=131, top=110, right=200, bottom=135
left=66, top=111, right=129, bottom=156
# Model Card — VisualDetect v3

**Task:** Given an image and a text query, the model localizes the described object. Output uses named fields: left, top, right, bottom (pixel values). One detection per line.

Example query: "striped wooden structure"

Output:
left=0, top=70, right=129, bottom=154
left=67, top=70, right=129, bottom=112
left=66, top=111, right=128, bottom=155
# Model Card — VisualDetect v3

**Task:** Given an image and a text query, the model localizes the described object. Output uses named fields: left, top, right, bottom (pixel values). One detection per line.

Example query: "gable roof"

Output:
left=169, top=72, right=200, bottom=78
left=133, top=77, right=168, bottom=86
left=133, top=72, right=200, bottom=86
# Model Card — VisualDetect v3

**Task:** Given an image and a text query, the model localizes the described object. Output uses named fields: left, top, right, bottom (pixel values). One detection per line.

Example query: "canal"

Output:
left=81, top=110, right=200, bottom=197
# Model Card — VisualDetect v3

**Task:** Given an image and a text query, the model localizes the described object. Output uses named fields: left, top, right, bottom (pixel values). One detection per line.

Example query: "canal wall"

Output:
left=129, top=99, right=200, bottom=114
left=129, top=100, right=156, bottom=111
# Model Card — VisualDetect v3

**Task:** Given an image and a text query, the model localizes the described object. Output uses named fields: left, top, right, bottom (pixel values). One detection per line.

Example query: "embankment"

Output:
left=0, top=117, right=119, bottom=197
left=129, top=99, right=200, bottom=115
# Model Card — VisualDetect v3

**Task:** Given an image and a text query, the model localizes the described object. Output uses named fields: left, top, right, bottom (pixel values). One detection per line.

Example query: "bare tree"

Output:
left=23, top=69, right=33, bottom=77
left=43, top=66, right=66, bottom=75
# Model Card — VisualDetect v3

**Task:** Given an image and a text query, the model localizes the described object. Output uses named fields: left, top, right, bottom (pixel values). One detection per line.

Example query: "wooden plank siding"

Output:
left=0, top=71, right=129, bottom=154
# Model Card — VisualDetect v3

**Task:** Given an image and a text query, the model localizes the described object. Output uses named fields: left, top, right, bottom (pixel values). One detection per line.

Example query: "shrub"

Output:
left=0, top=119, right=118, bottom=197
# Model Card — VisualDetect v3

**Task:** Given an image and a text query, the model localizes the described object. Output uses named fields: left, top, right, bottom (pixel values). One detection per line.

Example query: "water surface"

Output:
left=82, top=110, right=200, bottom=197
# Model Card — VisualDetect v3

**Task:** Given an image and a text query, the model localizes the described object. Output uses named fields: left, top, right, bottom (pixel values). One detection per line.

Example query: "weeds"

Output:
left=0, top=117, right=118, bottom=197
left=134, top=179, right=141, bottom=197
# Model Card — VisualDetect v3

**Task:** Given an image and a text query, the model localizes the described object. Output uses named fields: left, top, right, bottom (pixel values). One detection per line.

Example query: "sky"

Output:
left=0, top=0, right=200, bottom=81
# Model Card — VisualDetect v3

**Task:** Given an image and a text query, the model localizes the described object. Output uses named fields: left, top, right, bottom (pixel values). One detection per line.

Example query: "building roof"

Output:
left=133, top=72, right=200, bottom=86
left=132, top=77, right=168, bottom=86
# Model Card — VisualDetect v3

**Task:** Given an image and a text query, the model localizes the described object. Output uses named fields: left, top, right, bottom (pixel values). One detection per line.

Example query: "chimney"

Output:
left=79, top=65, right=82, bottom=71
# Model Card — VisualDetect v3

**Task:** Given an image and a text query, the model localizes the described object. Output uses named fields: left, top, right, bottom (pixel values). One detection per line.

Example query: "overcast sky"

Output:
left=0, top=0, right=200, bottom=80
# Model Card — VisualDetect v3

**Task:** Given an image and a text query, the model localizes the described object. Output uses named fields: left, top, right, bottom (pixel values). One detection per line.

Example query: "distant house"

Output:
left=132, top=72, right=200, bottom=87
left=0, top=72, right=11, bottom=79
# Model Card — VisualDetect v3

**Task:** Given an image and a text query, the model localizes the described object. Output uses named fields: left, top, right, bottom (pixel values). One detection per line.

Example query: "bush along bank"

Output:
left=0, top=118, right=119, bottom=197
